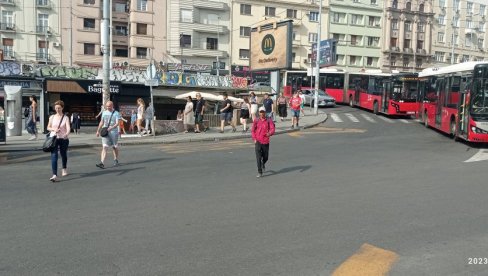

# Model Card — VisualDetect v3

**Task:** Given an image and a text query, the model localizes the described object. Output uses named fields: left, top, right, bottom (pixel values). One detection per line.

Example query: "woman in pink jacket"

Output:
left=251, top=107, right=275, bottom=178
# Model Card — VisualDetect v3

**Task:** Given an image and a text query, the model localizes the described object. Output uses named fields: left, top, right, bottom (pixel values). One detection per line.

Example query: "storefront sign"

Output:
left=86, top=83, right=120, bottom=94
left=250, top=21, right=293, bottom=71
left=0, top=80, right=31, bottom=89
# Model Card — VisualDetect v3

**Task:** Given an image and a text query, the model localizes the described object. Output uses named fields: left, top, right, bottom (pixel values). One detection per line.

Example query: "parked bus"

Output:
left=282, top=69, right=346, bottom=103
left=418, top=61, right=488, bottom=142
left=346, top=70, right=420, bottom=115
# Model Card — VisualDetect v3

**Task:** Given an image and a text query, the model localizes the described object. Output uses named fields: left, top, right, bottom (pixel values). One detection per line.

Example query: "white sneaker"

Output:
left=28, top=135, right=36, bottom=141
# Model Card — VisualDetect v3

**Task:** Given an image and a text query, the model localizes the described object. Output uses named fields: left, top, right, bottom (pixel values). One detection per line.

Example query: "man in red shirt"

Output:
left=252, top=107, right=276, bottom=178
left=289, top=91, right=302, bottom=129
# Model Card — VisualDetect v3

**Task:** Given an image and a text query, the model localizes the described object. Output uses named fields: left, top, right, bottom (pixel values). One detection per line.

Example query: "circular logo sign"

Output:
left=261, top=34, right=275, bottom=55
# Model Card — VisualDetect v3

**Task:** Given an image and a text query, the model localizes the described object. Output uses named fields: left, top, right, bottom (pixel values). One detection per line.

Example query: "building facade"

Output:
left=166, top=0, right=231, bottom=74
left=60, top=0, right=167, bottom=68
left=381, top=0, right=435, bottom=72
left=230, top=0, right=328, bottom=71
left=0, top=0, right=62, bottom=64
left=431, top=0, right=488, bottom=66
left=329, top=0, right=384, bottom=72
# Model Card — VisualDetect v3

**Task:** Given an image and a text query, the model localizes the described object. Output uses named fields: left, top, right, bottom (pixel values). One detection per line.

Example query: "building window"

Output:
left=391, top=19, right=398, bottom=30
left=38, top=14, right=49, bottom=33
left=114, top=48, right=128, bottom=57
left=453, top=0, right=460, bottom=11
left=115, top=25, right=127, bottom=36
left=84, top=43, right=95, bottom=55
left=351, top=14, right=363, bottom=25
left=350, top=35, right=359, bottom=45
left=213, top=61, right=225, bottom=70
left=390, top=37, right=397, bottom=47
left=3, top=38, right=13, bottom=58
left=136, top=23, right=147, bottom=35
left=467, top=2, right=473, bottom=13
left=292, top=31, right=297, bottom=41
left=287, top=9, right=297, bottom=19
left=403, top=57, right=410, bottom=67
left=180, top=34, right=191, bottom=48
left=38, top=40, right=47, bottom=59
left=392, top=0, right=398, bottom=8
left=418, top=22, right=424, bottom=32
left=405, top=2, right=411, bottom=11
left=366, top=57, right=374, bottom=66
left=309, top=12, right=319, bottom=22
left=136, top=47, right=147, bottom=59
left=434, top=51, right=444, bottom=62
left=480, top=22, right=486, bottom=32
left=439, top=0, right=446, bottom=8
left=137, top=0, right=147, bottom=11
left=207, top=37, right=218, bottom=50
left=419, top=4, right=424, bottom=12
left=240, top=26, right=251, bottom=37
left=83, top=18, right=95, bottom=30
left=333, top=12, right=346, bottom=23
left=349, top=56, right=358, bottom=65
left=240, top=4, right=251, bottom=15
left=265, top=6, right=276, bottom=17
left=453, top=16, right=459, bottom=27
left=404, top=39, right=411, bottom=48
left=181, top=9, right=192, bottom=23
left=2, top=11, right=14, bottom=29
left=83, top=0, right=95, bottom=5
left=481, top=5, right=486, bottom=16
left=438, top=15, right=445, bottom=25
left=467, top=20, right=474, bottom=29
left=309, top=32, right=318, bottom=43
left=370, top=0, right=377, bottom=4
left=417, top=40, right=424, bottom=49
left=368, top=16, right=380, bottom=26
left=479, top=39, right=484, bottom=48
left=466, top=35, right=472, bottom=47
left=438, top=32, right=444, bottom=42
left=404, top=21, right=412, bottom=31
left=239, top=49, right=249, bottom=59
left=367, top=36, right=379, bottom=47
left=115, top=3, right=127, bottom=12
left=462, top=55, right=470, bottom=62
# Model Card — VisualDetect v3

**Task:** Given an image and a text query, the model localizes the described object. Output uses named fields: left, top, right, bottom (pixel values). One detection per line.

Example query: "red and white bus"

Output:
left=282, top=69, right=346, bottom=103
left=418, top=61, right=488, bottom=142
left=346, top=70, right=420, bottom=115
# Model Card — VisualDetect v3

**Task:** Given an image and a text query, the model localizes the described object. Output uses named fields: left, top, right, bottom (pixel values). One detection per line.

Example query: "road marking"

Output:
left=332, top=243, right=399, bottom=276
left=345, top=113, right=360, bottom=123
left=156, top=140, right=253, bottom=154
left=288, top=127, right=366, bottom=137
left=360, top=114, right=376, bottom=123
left=330, top=113, right=344, bottom=123
left=414, top=119, right=421, bottom=122
left=464, top=149, right=488, bottom=163
left=398, top=119, right=410, bottom=124
left=378, top=116, right=394, bottom=123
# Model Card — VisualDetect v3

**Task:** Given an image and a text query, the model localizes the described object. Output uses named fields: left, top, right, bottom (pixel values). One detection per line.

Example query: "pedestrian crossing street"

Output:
left=328, top=112, right=419, bottom=125
left=155, top=140, right=254, bottom=154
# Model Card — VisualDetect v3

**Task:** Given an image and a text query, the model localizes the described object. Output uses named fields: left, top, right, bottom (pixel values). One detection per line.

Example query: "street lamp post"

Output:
left=313, top=0, right=323, bottom=115
left=101, top=0, right=111, bottom=105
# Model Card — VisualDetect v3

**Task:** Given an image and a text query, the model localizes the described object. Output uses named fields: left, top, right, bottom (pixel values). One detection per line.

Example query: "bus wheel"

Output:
left=424, top=111, right=429, bottom=128
left=450, top=119, right=458, bottom=140
left=373, top=102, right=379, bottom=114
left=349, top=97, right=353, bottom=107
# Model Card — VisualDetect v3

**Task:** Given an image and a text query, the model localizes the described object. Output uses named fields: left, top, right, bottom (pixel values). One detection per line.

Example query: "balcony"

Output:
left=180, top=22, right=227, bottom=34
left=416, top=48, right=427, bottom=55
left=36, top=0, right=51, bottom=8
left=403, top=48, right=413, bottom=54
left=193, top=0, right=229, bottom=11
left=36, top=52, right=50, bottom=62
left=0, top=23, right=15, bottom=32
left=0, top=0, right=15, bottom=5
left=36, top=25, right=49, bottom=34
left=178, top=47, right=227, bottom=58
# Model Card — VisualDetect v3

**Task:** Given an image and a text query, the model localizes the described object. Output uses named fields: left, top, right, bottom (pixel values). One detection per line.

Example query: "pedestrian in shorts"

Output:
left=96, top=101, right=121, bottom=169
left=194, top=93, right=208, bottom=133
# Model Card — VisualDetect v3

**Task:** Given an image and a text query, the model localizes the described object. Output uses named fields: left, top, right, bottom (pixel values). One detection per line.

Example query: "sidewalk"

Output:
left=0, top=111, right=328, bottom=152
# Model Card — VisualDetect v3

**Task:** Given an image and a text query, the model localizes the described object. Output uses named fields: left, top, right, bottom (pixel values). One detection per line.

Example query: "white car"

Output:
left=301, top=89, right=336, bottom=107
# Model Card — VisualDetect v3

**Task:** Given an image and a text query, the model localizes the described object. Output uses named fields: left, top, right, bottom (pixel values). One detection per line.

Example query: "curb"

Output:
left=0, top=114, right=328, bottom=151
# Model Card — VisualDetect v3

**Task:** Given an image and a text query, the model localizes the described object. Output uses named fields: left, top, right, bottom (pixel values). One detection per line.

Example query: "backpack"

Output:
left=24, top=107, right=29, bottom=117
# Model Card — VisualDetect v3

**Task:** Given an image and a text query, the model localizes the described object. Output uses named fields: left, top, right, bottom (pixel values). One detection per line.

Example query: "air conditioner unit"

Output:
left=53, top=42, right=60, bottom=47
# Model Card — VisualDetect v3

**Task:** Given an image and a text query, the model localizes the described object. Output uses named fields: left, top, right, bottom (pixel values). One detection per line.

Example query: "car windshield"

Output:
left=309, top=90, right=328, bottom=96
left=471, top=79, right=488, bottom=115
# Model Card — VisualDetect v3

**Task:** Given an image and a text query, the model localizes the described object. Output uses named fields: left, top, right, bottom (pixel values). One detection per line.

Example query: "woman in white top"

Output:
left=136, top=98, right=148, bottom=135
left=249, top=91, right=259, bottom=122
left=46, top=100, right=71, bottom=182
left=183, top=96, right=195, bottom=133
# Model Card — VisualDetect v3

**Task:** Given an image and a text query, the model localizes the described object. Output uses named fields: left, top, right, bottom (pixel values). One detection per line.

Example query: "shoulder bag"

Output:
left=42, top=115, right=65, bottom=152
left=100, top=112, right=115, bottom=137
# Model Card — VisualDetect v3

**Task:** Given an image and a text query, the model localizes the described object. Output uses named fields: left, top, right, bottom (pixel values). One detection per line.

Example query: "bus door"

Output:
left=382, top=80, right=391, bottom=112
left=435, top=78, right=447, bottom=126
left=458, top=76, right=472, bottom=136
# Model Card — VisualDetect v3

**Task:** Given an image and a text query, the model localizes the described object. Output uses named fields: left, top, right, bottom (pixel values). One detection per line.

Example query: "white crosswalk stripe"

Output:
left=345, top=113, right=360, bottom=123
left=330, top=113, right=343, bottom=122
left=398, top=119, right=410, bottom=124
left=360, top=114, right=376, bottom=123
left=377, top=116, right=394, bottom=123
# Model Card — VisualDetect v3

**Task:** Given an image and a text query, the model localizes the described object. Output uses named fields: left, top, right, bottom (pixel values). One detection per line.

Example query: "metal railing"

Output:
left=0, top=23, right=15, bottom=31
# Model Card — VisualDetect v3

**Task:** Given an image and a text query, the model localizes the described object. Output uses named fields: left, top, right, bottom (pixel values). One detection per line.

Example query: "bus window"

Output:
left=471, top=79, right=488, bottom=114
left=447, top=76, right=461, bottom=108
left=325, top=75, right=344, bottom=89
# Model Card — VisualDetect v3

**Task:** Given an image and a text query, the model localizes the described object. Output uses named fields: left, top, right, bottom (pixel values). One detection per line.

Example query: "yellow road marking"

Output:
left=332, top=243, right=399, bottom=276
left=288, top=127, right=366, bottom=137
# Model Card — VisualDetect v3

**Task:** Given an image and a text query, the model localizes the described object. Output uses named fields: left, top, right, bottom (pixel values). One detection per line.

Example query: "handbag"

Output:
left=42, top=115, right=65, bottom=152
left=100, top=112, right=115, bottom=137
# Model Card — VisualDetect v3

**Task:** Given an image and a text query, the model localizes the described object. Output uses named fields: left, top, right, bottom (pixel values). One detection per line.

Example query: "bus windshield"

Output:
left=392, top=80, right=419, bottom=101
left=471, top=79, right=488, bottom=115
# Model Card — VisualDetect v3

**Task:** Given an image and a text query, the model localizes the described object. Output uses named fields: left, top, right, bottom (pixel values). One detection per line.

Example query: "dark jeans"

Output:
left=255, top=141, right=269, bottom=174
left=26, top=119, right=37, bottom=135
left=51, top=138, right=69, bottom=176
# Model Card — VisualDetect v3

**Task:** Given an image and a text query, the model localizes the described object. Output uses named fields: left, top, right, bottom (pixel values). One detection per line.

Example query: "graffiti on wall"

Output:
left=0, top=61, right=248, bottom=89
left=0, top=61, right=21, bottom=76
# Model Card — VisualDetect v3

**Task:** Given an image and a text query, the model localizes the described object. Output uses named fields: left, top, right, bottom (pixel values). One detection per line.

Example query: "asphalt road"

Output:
left=1, top=106, right=487, bottom=275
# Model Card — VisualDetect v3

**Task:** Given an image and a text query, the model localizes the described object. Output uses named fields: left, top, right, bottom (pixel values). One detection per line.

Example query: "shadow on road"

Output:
left=265, top=165, right=312, bottom=176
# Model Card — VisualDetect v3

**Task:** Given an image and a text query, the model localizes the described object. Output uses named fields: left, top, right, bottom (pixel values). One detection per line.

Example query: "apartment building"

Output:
left=166, top=0, right=231, bottom=74
left=0, top=0, right=62, bottom=64
left=431, top=0, right=488, bottom=66
left=60, top=0, right=167, bottom=68
left=329, top=0, right=384, bottom=71
left=381, top=0, right=435, bottom=72
left=230, top=0, right=328, bottom=71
